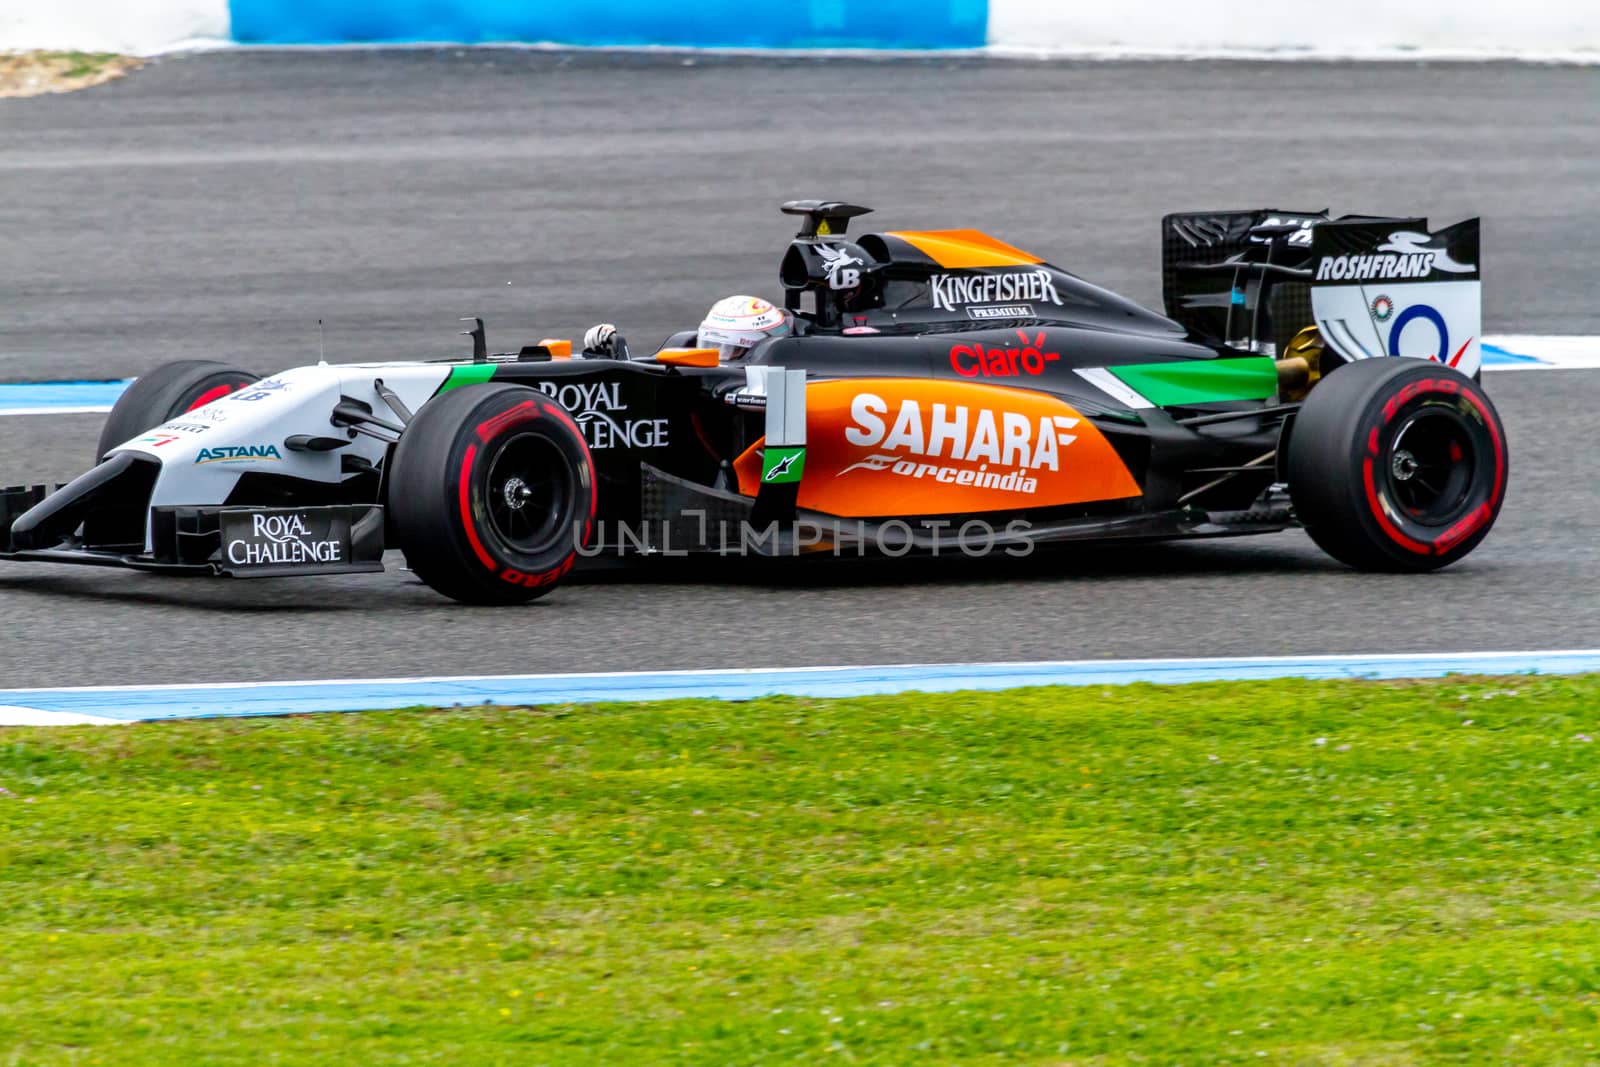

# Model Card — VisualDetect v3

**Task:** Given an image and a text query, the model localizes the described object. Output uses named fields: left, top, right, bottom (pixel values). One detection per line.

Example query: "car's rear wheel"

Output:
left=96, top=360, right=259, bottom=462
left=1287, top=357, right=1507, bottom=571
left=388, top=383, right=596, bottom=605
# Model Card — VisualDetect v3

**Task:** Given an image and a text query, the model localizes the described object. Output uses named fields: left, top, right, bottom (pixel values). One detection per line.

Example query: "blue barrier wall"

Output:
left=230, top=0, right=989, bottom=49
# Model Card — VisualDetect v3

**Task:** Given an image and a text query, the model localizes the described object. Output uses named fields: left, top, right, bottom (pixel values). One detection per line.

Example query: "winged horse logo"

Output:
left=816, top=243, right=863, bottom=290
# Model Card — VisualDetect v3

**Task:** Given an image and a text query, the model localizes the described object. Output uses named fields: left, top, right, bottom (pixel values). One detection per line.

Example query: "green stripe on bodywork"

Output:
left=438, top=364, right=497, bottom=393
left=1108, top=357, right=1277, bottom=407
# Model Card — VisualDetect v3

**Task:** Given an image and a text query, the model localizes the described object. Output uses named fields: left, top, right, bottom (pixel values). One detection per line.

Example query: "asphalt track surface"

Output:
left=1, top=51, right=1597, bottom=687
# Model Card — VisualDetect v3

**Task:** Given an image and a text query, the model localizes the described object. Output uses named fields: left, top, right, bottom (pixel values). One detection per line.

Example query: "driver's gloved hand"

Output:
left=583, top=323, right=619, bottom=357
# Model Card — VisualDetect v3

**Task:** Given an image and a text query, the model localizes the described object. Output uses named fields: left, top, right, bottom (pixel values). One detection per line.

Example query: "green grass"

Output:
left=3, top=677, right=1600, bottom=1065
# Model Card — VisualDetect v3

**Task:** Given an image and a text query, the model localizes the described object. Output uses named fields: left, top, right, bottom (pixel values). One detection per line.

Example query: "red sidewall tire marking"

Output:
left=544, top=403, right=598, bottom=547
left=500, top=553, right=575, bottom=590
left=1434, top=502, right=1493, bottom=555
left=458, top=395, right=598, bottom=584
left=1382, top=376, right=1458, bottom=423
left=457, top=442, right=497, bottom=571
left=185, top=382, right=247, bottom=412
left=1364, top=376, right=1506, bottom=558
left=474, top=400, right=541, bottom=443
left=1362, top=456, right=1432, bottom=555
left=1460, top=388, right=1507, bottom=508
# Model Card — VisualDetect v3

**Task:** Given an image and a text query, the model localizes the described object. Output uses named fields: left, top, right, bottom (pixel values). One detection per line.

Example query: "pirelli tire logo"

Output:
left=790, top=378, right=1141, bottom=518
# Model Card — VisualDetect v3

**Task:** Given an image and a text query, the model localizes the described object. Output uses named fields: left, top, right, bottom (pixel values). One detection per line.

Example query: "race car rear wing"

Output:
left=1161, top=210, right=1482, bottom=375
left=1161, top=208, right=1329, bottom=352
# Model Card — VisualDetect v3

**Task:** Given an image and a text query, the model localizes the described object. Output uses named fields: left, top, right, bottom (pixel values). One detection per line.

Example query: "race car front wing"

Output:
left=1, top=481, right=385, bottom=578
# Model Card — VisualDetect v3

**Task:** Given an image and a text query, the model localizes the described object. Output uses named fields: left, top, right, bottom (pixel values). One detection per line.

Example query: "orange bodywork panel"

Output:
left=886, top=229, right=1043, bottom=270
left=655, top=347, right=720, bottom=368
left=735, top=378, right=1141, bottom=518
left=538, top=338, right=573, bottom=359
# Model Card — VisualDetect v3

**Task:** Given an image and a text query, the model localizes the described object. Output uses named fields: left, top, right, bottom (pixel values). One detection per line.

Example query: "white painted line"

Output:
left=0, top=405, right=117, bottom=416
left=1481, top=336, right=1600, bottom=370
left=0, top=705, right=129, bottom=727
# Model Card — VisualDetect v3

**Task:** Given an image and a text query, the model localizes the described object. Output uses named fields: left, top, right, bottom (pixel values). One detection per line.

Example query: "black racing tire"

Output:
left=388, top=383, right=596, bottom=605
left=96, top=360, right=259, bottom=462
left=1287, top=358, right=1508, bottom=572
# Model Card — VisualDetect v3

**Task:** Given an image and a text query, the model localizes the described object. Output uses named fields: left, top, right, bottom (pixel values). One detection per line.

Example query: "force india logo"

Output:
left=930, top=269, right=1064, bottom=312
left=841, top=392, right=1080, bottom=496
left=782, top=379, right=1141, bottom=518
left=535, top=380, right=668, bottom=449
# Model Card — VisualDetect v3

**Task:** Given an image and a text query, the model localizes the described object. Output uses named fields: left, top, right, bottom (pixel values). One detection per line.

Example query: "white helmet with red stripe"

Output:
left=697, top=295, right=790, bottom=361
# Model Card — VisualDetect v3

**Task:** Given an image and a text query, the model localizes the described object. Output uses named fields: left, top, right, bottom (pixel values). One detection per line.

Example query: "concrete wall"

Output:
left=1, top=0, right=229, bottom=54
left=989, top=0, right=1600, bottom=58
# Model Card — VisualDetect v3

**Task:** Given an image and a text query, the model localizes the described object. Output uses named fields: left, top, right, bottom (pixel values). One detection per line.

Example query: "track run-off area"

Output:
left=2, top=51, right=1598, bottom=719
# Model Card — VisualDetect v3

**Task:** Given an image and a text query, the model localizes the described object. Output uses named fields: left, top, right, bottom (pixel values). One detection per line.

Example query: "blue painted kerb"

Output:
left=230, top=0, right=990, bottom=49
left=5, top=651, right=1600, bottom=723
left=0, top=379, right=132, bottom=412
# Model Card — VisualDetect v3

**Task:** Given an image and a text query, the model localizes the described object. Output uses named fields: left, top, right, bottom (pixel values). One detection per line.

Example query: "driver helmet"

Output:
left=697, top=295, right=790, bottom=361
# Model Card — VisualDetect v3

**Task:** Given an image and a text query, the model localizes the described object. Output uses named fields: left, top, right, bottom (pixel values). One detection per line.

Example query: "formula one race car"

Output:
left=1, top=200, right=1506, bottom=604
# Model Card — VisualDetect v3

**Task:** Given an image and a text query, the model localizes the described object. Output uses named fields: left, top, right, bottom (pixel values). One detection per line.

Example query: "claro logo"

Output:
left=950, top=330, right=1061, bottom=378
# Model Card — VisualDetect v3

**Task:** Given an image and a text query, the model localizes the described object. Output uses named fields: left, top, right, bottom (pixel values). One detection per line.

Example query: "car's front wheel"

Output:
left=388, top=383, right=596, bottom=604
left=1287, top=357, right=1508, bottom=571
left=96, top=359, right=259, bottom=462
